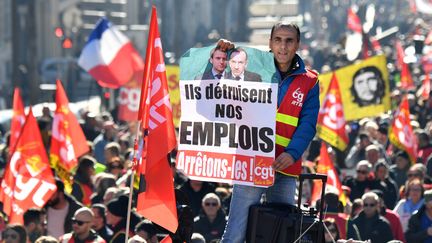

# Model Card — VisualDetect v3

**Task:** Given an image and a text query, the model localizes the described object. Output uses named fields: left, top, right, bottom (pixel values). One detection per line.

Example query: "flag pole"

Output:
left=125, top=120, right=144, bottom=243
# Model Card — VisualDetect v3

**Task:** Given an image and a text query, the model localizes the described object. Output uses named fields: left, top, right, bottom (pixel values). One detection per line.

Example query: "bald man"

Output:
left=59, top=207, right=106, bottom=243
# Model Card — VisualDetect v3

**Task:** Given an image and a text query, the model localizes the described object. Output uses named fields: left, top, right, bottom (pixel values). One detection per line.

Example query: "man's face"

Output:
left=229, top=51, right=247, bottom=78
left=210, top=50, right=227, bottom=73
left=353, top=71, right=378, bottom=101
left=362, top=197, right=378, bottom=218
left=72, top=215, right=92, bottom=236
left=91, top=208, right=104, bottom=230
left=269, top=27, right=299, bottom=67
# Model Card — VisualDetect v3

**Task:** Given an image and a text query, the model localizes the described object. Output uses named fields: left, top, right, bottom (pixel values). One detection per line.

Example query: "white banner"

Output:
left=176, top=79, right=278, bottom=187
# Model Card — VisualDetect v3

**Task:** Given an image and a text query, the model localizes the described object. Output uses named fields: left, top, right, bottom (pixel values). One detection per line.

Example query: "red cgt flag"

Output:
left=395, top=40, right=414, bottom=89
left=317, top=73, right=349, bottom=151
left=50, top=80, right=89, bottom=192
left=389, top=95, right=418, bottom=163
left=136, top=6, right=178, bottom=233
left=0, top=109, right=57, bottom=224
left=9, top=87, right=26, bottom=156
left=311, top=143, right=347, bottom=206
left=347, top=7, right=362, bottom=33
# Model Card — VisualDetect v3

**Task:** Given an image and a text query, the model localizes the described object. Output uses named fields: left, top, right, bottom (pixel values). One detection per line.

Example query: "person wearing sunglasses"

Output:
left=1, top=224, right=27, bottom=243
left=406, top=189, right=432, bottom=242
left=344, top=160, right=374, bottom=202
left=59, top=207, right=105, bottom=243
left=352, top=192, right=394, bottom=242
left=193, top=193, right=227, bottom=242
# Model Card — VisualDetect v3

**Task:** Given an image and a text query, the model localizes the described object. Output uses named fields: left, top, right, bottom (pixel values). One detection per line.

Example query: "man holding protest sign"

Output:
left=219, top=23, right=320, bottom=243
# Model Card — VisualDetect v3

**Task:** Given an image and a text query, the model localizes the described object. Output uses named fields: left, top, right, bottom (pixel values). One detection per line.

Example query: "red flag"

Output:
left=160, top=235, right=173, bottom=243
left=425, top=30, right=432, bottom=45
left=317, top=73, right=349, bottom=151
left=0, top=109, right=57, bottom=224
left=389, top=95, right=418, bottom=163
left=422, top=73, right=431, bottom=100
left=136, top=6, right=178, bottom=233
left=9, top=88, right=26, bottom=156
left=50, top=80, right=89, bottom=192
left=347, top=7, right=362, bottom=33
left=311, top=143, right=346, bottom=206
left=395, top=40, right=414, bottom=89
left=370, top=36, right=382, bottom=52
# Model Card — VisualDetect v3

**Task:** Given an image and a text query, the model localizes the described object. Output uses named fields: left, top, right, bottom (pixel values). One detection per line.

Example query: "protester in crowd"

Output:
left=93, top=121, right=118, bottom=164
left=90, top=173, right=117, bottom=204
left=350, top=198, right=363, bottom=219
left=80, top=111, right=101, bottom=142
left=45, top=178, right=83, bottom=239
left=371, top=189, right=406, bottom=242
left=371, top=159, right=399, bottom=209
left=106, top=156, right=125, bottom=179
left=134, top=220, right=158, bottom=243
left=417, top=130, right=432, bottom=164
left=104, top=142, right=122, bottom=166
left=2, top=224, right=27, bottom=243
left=106, top=195, right=134, bottom=243
left=352, top=192, right=394, bottom=242
left=345, top=133, right=372, bottom=169
left=34, top=236, right=59, bottom=243
left=405, top=189, right=432, bottom=242
left=389, top=151, right=411, bottom=188
left=23, top=208, right=47, bottom=243
left=219, top=22, right=320, bottom=243
left=393, top=178, right=425, bottom=233
left=59, top=207, right=105, bottom=243
left=321, top=190, right=360, bottom=240
left=179, top=180, right=216, bottom=217
left=224, top=47, right=262, bottom=82
left=344, top=160, right=374, bottom=201
left=193, top=193, right=227, bottom=242
left=71, top=155, right=96, bottom=206
left=91, top=204, right=113, bottom=242
left=323, top=218, right=340, bottom=243
left=194, top=46, right=227, bottom=80
left=407, top=163, right=432, bottom=186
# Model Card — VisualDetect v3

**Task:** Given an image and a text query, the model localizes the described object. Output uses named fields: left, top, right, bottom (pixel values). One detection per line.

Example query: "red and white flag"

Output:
left=0, top=109, right=57, bottom=224
left=136, top=6, right=178, bottom=233
left=78, top=18, right=144, bottom=89
left=9, top=88, right=25, bottom=156
left=395, top=40, right=414, bottom=89
left=311, top=143, right=346, bottom=206
left=347, top=7, right=362, bottom=33
left=317, top=73, right=349, bottom=151
left=50, top=80, right=89, bottom=192
left=389, top=95, right=418, bottom=163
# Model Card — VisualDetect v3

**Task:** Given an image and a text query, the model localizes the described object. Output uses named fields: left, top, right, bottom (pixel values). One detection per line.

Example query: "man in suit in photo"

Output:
left=195, top=46, right=227, bottom=80
left=225, top=47, right=262, bottom=82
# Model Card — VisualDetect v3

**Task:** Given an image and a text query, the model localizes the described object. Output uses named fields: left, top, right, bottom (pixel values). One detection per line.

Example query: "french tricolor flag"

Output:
left=78, top=18, right=144, bottom=89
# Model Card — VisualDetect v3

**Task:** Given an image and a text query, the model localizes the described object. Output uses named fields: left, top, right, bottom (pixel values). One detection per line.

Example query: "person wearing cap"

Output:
left=72, top=156, right=96, bottom=206
left=352, top=192, right=394, bottom=242
left=59, top=207, right=105, bottom=243
left=106, top=195, right=135, bottom=243
left=406, top=189, right=432, bottom=242
left=371, top=189, right=406, bottom=242
left=45, top=179, right=84, bottom=239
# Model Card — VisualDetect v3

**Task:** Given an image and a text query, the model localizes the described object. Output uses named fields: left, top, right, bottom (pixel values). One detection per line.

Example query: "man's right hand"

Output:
left=217, top=39, right=235, bottom=52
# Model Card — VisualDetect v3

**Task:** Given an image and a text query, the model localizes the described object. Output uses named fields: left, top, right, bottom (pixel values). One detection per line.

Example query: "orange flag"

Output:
left=9, top=88, right=26, bottom=156
left=317, top=73, right=349, bottom=151
left=50, top=80, right=89, bottom=192
left=389, top=95, right=418, bottom=163
left=311, top=143, right=347, bottom=206
left=395, top=40, right=414, bottom=89
left=0, top=109, right=57, bottom=224
left=136, top=6, right=178, bottom=233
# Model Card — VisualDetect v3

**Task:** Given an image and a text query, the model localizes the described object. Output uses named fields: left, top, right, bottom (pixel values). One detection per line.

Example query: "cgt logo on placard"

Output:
left=253, top=156, right=274, bottom=186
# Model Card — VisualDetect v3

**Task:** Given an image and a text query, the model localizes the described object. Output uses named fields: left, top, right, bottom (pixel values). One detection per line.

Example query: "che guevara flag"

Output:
left=317, top=73, right=349, bottom=151
left=136, top=6, right=178, bottom=233
left=389, top=95, right=418, bottom=163
left=50, top=80, right=89, bottom=192
left=9, top=87, right=26, bottom=155
left=0, top=109, right=57, bottom=224
left=311, top=143, right=347, bottom=206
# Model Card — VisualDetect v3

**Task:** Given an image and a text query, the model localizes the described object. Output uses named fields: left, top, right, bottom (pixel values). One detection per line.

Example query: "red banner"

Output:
left=136, top=6, right=178, bottom=233
left=0, top=109, right=57, bottom=224
left=396, top=40, right=414, bottom=89
left=389, top=95, right=418, bottom=163
left=347, top=7, right=362, bottom=33
left=9, top=88, right=25, bottom=156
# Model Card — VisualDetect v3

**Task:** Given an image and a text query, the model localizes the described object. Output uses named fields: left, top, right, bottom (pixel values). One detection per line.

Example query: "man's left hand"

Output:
left=272, top=152, right=295, bottom=171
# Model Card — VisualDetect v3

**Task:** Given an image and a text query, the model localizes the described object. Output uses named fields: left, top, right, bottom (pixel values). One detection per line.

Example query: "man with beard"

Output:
left=45, top=178, right=83, bottom=238
left=59, top=207, right=105, bottom=243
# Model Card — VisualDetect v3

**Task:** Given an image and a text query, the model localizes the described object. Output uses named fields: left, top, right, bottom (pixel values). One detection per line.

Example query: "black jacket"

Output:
left=353, top=211, right=394, bottom=243
left=193, top=210, right=227, bottom=242
left=405, top=205, right=432, bottom=242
